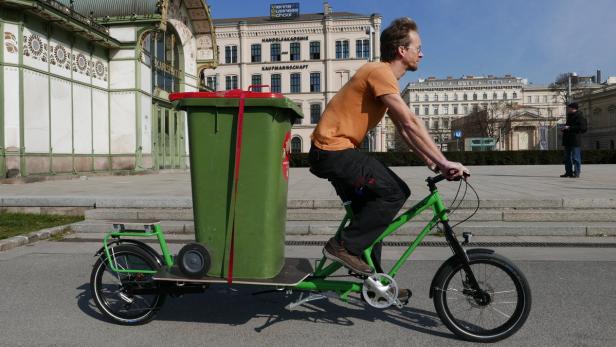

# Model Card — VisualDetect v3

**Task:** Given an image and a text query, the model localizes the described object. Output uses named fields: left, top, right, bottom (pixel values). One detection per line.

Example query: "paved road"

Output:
left=1, top=239, right=615, bottom=346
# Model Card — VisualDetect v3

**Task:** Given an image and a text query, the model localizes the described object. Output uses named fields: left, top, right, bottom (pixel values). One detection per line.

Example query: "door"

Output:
left=518, top=132, right=529, bottom=150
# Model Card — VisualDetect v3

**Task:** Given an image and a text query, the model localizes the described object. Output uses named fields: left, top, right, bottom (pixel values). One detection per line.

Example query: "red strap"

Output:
left=227, top=90, right=246, bottom=284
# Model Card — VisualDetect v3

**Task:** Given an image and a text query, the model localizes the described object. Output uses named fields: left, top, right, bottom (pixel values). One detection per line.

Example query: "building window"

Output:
left=503, top=92, right=508, bottom=100
left=290, top=73, right=301, bottom=93
left=205, top=75, right=217, bottom=91
left=493, top=92, right=498, bottom=100
left=424, top=107, right=429, bottom=115
left=443, top=105, right=449, bottom=114
left=251, top=44, right=261, bottom=63
left=453, top=93, right=458, bottom=101
left=225, top=45, right=237, bottom=64
left=310, top=72, right=321, bottom=92
left=463, top=94, right=468, bottom=101
left=415, top=94, right=419, bottom=102
left=534, top=96, right=539, bottom=103
left=310, top=103, right=322, bottom=124
left=335, top=40, right=349, bottom=59
left=293, top=102, right=302, bottom=124
left=290, top=42, right=301, bottom=61
left=527, top=96, right=532, bottom=103
left=453, top=105, right=458, bottom=114
left=434, top=107, right=439, bottom=115
left=463, top=105, right=469, bottom=114
left=443, top=119, right=449, bottom=128
left=291, top=136, right=302, bottom=153
left=483, top=93, right=488, bottom=100
left=414, top=106, right=420, bottom=115
left=251, top=74, right=262, bottom=91
left=473, top=93, right=478, bottom=101
left=433, top=120, right=439, bottom=130
left=424, top=94, right=429, bottom=102
left=434, top=93, right=439, bottom=101
left=310, top=41, right=320, bottom=60
left=444, top=94, right=449, bottom=101
left=514, top=92, right=518, bottom=99
left=143, top=30, right=182, bottom=93
left=271, top=74, right=281, bottom=93
left=611, top=140, right=615, bottom=150
left=424, top=119, right=429, bottom=128
left=225, top=75, right=238, bottom=90
left=356, top=39, right=370, bottom=59
left=270, top=43, right=281, bottom=62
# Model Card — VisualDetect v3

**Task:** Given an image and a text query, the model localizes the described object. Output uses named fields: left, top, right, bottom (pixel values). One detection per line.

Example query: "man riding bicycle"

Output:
left=309, top=17, right=469, bottom=275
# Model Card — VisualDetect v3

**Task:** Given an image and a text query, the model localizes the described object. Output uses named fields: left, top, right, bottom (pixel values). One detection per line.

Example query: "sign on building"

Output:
left=270, top=3, right=300, bottom=19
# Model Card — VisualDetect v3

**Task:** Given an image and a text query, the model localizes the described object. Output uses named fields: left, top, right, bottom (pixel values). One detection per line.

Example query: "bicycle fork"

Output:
left=441, top=221, right=483, bottom=294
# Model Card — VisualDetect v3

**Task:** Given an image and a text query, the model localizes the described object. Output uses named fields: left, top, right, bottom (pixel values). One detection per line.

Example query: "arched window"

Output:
left=513, top=92, right=517, bottom=99
left=434, top=93, right=439, bottom=101
left=142, top=29, right=182, bottom=93
left=493, top=92, right=498, bottom=100
left=503, top=92, right=508, bottom=100
left=291, top=136, right=302, bottom=153
left=473, top=93, right=478, bottom=101
left=483, top=93, right=487, bottom=100
left=463, top=93, right=468, bottom=101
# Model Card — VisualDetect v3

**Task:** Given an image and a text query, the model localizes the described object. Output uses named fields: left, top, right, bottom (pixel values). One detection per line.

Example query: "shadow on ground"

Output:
left=76, top=283, right=454, bottom=339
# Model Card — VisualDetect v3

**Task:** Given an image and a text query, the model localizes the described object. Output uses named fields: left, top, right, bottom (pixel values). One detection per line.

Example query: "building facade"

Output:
left=211, top=3, right=384, bottom=153
left=399, top=75, right=565, bottom=151
left=573, top=83, right=616, bottom=150
left=0, top=0, right=217, bottom=178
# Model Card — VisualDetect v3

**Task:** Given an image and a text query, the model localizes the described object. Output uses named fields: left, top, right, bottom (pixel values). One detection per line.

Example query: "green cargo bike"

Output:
left=89, top=88, right=531, bottom=343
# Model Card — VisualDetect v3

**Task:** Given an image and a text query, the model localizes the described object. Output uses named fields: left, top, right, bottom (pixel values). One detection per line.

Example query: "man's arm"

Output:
left=380, top=93, right=467, bottom=178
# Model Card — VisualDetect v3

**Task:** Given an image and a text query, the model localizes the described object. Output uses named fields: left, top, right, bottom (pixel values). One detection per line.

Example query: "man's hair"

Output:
left=380, top=17, right=418, bottom=62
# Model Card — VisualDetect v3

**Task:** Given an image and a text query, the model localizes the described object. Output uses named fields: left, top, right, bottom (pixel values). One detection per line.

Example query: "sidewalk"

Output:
left=1, top=164, right=616, bottom=252
left=1, top=164, right=615, bottom=205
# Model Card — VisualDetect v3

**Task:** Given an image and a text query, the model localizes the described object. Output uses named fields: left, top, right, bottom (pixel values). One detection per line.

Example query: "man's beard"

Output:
left=407, top=64, right=418, bottom=72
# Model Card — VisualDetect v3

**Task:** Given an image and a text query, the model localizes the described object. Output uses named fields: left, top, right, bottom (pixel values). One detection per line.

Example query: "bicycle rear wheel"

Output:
left=433, top=252, right=531, bottom=342
left=90, top=244, right=166, bottom=325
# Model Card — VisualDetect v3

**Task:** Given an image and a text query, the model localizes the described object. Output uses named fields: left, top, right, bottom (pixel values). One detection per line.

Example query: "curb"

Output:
left=0, top=224, right=74, bottom=252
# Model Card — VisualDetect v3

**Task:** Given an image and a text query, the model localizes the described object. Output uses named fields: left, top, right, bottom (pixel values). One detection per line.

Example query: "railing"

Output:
left=37, top=0, right=109, bottom=34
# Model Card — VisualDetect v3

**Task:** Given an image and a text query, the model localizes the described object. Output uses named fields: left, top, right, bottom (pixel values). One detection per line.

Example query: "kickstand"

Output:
left=287, top=292, right=329, bottom=310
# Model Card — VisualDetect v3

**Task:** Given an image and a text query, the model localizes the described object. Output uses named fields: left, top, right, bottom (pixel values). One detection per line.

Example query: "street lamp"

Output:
left=366, top=26, right=375, bottom=61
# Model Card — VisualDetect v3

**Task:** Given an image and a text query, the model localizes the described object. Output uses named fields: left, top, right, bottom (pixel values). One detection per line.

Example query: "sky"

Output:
left=206, top=0, right=616, bottom=87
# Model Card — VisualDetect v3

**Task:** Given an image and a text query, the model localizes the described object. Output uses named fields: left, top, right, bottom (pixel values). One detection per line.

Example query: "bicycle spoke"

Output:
left=489, top=305, right=512, bottom=319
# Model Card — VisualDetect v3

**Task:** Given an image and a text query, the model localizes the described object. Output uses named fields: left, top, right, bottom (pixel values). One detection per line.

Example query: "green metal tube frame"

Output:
left=102, top=224, right=174, bottom=274
left=293, top=188, right=449, bottom=300
left=99, top=188, right=449, bottom=300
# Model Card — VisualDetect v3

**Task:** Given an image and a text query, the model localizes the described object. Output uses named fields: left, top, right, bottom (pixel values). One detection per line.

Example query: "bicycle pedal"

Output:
left=397, top=288, right=412, bottom=307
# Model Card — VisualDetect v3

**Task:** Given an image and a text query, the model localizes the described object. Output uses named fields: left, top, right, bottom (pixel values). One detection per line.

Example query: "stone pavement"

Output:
left=1, top=164, right=616, bottom=251
left=0, top=164, right=615, bottom=204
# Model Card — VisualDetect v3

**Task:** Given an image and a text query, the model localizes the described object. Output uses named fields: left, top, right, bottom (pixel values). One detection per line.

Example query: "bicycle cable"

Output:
left=450, top=179, right=481, bottom=229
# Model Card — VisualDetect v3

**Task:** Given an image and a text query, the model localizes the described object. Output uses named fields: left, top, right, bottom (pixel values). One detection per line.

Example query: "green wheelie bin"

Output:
left=170, top=89, right=302, bottom=280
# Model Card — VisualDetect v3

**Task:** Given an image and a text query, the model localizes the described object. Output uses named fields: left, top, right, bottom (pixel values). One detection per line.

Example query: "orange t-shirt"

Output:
left=311, top=62, right=399, bottom=150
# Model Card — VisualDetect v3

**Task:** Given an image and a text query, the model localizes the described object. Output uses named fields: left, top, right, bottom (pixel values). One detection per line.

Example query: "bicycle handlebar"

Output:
left=427, top=172, right=470, bottom=186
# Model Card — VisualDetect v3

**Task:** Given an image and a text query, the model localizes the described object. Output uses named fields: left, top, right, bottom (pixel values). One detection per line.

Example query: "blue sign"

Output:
left=270, top=3, right=300, bottom=19
left=453, top=130, right=463, bottom=139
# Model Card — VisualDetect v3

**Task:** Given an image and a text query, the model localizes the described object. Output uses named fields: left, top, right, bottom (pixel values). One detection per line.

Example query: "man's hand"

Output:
left=437, top=160, right=469, bottom=180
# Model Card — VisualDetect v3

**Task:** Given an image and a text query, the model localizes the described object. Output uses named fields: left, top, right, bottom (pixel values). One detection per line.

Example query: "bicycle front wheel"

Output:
left=90, top=244, right=166, bottom=325
left=433, top=252, right=531, bottom=342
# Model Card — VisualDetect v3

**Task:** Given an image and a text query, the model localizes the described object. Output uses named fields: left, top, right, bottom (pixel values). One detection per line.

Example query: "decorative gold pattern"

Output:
left=4, top=32, right=17, bottom=54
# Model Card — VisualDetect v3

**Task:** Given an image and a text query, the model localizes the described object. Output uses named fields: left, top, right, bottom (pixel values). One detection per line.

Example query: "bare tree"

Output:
left=549, top=73, right=579, bottom=104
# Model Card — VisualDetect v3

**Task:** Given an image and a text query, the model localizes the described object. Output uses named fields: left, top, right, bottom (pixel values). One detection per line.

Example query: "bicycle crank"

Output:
left=362, top=273, right=399, bottom=309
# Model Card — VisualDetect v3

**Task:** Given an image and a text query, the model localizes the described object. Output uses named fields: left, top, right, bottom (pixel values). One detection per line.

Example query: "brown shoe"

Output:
left=323, top=237, right=373, bottom=275
left=397, top=288, right=412, bottom=305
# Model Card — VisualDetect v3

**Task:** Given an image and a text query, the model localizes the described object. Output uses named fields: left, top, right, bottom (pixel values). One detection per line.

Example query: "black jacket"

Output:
left=562, top=111, right=586, bottom=147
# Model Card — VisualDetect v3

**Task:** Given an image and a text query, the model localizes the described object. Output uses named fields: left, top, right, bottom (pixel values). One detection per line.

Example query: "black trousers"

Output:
left=309, top=145, right=411, bottom=262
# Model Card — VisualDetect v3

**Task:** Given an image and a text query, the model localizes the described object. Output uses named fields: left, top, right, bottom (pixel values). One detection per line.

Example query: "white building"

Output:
left=398, top=75, right=565, bottom=151
left=0, top=0, right=218, bottom=178
left=211, top=3, right=384, bottom=152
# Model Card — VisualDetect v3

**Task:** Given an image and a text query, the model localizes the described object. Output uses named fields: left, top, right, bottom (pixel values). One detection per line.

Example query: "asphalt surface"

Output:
left=1, top=240, right=615, bottom=347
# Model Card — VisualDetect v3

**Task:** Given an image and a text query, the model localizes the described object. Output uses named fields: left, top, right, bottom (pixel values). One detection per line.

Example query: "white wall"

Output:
left=110, top=60, right=136, bottom=89
left=3, top=66, right=20, bottom=149
left=92, top=89, right=109, bottom=154
left=109, top=27, right=136, bottom=42
left=140, top=94, right=152, bottom=154
left=110, top=92, right=136, bottom=153
left=73, top=84, right=92, bottom=154
left=23, top=69, right=50, bottom=152
left=50, top=77, right=72, bottom=153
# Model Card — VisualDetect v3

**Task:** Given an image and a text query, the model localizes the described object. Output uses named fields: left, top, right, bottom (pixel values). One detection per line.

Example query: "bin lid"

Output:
left=170, top=89, right=303, bottom=119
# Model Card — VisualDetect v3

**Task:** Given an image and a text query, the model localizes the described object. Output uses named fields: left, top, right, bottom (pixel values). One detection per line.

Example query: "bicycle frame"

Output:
left=293, top=180, right=464, bottom=301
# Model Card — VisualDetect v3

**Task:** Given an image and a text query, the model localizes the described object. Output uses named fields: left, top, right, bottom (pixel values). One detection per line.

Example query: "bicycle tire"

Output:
left=433, top=252, right=531, bottom=342
left=90, top=244, right=166, bottom=325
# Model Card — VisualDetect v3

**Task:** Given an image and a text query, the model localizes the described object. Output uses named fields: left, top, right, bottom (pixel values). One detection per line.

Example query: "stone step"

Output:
left=84, top=207, right=616, bottom=223
left=69, top=220, right=616, bottom=237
